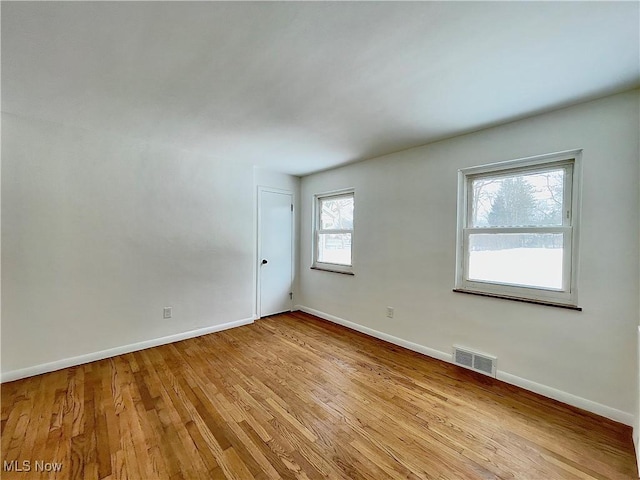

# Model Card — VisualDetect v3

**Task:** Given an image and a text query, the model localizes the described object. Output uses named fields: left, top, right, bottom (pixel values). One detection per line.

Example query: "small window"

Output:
left=455, top=151, right=581, bottom=307
left=313, top=190, right=354, bottom=274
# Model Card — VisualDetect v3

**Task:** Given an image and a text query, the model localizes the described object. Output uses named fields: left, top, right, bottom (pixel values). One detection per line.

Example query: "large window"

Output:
left=455, top=151, right=581, bottom=308
left=313, top=190, right=354, bottom=274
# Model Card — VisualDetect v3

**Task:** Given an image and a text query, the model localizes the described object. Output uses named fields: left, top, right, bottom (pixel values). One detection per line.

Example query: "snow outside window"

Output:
left=455, top=151, right=581, bottom=308
left=313, top=190, right=354, bottom=274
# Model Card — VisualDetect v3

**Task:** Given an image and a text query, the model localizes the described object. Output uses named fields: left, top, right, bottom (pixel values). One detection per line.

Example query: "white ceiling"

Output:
left=2, top=2, right=639, bottom=176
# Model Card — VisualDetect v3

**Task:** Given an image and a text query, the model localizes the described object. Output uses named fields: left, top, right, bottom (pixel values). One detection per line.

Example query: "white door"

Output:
left=258, top=189, right=293, bottom=317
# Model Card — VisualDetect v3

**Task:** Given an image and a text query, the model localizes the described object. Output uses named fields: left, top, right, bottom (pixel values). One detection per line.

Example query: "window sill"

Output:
left=452, top=289, right=582, bottom=311
left=310, top=266, right=354, bottom=276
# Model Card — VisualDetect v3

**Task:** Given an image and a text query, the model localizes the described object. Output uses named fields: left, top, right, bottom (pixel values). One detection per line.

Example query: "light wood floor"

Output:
left=1, top=311, right=637, bottom=479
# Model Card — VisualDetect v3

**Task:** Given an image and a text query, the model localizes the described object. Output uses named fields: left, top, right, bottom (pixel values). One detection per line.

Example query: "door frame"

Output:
left=256, top=186, right=294, bottom=319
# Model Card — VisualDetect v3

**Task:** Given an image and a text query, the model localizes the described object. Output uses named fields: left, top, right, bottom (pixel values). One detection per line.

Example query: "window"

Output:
left=455, top=151, right=581, bottom=308
left=313, top=190, right=354, bottom=274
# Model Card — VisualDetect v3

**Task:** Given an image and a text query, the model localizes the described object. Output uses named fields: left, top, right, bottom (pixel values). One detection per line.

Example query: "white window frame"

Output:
left=455, top=150, right=582, bottom=308
left=312, top=189, right=355, bottom=275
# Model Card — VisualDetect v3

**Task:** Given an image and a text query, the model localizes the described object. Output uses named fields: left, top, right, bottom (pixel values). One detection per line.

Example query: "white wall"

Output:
left=2, top=113, right=256, bottom=375
left=636, top=86, right=640, bottom=467
left=299, top=90, right=640, bottom=422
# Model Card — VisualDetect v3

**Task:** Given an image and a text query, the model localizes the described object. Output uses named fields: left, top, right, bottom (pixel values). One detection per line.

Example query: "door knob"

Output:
left=261, top=259, right=268, bottom=265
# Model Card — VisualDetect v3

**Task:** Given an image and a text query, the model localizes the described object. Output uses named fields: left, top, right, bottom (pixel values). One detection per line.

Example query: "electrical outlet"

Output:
left=163, top=307, right=172, bottom=319
left=386, top=306, right=394, bottom=319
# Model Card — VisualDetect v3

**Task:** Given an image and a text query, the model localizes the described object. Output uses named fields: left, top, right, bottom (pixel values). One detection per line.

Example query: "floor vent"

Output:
left=453, top=346, right=497, bottom=377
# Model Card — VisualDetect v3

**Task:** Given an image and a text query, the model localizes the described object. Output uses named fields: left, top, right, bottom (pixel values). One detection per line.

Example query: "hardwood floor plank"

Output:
left=1, top=311, right=637, bottom=479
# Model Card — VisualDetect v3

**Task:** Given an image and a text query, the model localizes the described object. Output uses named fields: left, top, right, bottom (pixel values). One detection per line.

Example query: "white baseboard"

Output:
left=295, top=305, right=633, bottom=427
left=496, top=371, right=633, bottom=426
left=1, top=316, right=255, bottom=383
left=295, top=305, right=451, bottom=363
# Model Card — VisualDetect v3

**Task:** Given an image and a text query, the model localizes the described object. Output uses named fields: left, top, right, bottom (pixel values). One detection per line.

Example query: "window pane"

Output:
left=320, top=196, right=354, bottom=230
left=318, top=233, right=352, bottom=265
left=468, top=233, right=563, bottom=289
left=471, top=169, right=564, bottom=227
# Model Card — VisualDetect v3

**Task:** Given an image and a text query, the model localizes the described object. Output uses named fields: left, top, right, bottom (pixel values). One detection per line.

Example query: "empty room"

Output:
left=2, top=1, right=639, bottom=479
